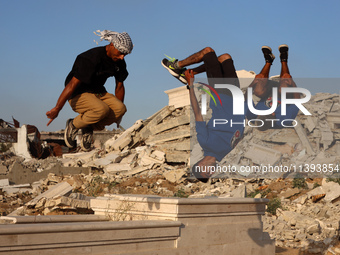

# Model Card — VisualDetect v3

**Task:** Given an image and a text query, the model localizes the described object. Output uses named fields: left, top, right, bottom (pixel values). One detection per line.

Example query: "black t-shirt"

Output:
left=65, top=46, right=128, bottom=98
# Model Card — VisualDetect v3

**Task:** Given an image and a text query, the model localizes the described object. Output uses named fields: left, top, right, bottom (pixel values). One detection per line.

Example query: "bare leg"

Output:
left=248, top=62, right=272, bottom=99
left=278, top=45, right=299, bottom=99
left=177, top=47, right=214, bottom=68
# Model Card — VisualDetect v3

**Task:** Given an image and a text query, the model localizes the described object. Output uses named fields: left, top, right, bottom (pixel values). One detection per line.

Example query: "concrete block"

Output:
left=244, top=143, right=282, bottom=166
left=0, top=165, right=7, bottom=174
left=164, top=169, right=187, bottom=183
left=0, top=215, right=108, bottom=224
left=104, top=163, right=131, bottom=173
left=90, top=194, right=274, bottom=254
left=103, top=152, right=121, bottom=163
left=164, top=86, right=190, bottom=108
left=150, top=150, right=165, bottom=161
left=0, top=220, right=181, bottom=254
left=0, top=178, right=9, bottom=187
left=166, top=151, right=190, bottom=163
left=91, top=158, right=112, bottom=167
left=324, top=182, right=340, bottom=203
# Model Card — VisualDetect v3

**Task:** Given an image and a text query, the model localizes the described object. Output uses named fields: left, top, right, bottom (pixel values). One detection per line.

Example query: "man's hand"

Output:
left=46, top=107, right=61, bottom=126
left=185, top=69, right=194, bottom=87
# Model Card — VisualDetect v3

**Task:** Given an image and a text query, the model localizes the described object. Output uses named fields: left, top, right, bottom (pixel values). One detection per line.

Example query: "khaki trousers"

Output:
left=69, top=92, right=126, bottom=130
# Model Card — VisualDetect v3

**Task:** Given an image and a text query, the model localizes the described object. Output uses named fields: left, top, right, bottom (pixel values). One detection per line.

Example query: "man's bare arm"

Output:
left=46, top=77, right=81, bottom=126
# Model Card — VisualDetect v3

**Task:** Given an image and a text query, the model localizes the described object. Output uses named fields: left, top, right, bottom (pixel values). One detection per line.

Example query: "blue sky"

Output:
left=1, top=0, right=340, bottom=132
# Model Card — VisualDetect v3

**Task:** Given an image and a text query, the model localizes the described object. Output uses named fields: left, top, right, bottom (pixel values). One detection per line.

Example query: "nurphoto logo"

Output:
left=200, top=83, right=312, bottom=128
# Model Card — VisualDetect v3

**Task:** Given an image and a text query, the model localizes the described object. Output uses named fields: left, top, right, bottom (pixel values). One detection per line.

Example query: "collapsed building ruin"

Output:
left=1, top=72, right=340, bottom=254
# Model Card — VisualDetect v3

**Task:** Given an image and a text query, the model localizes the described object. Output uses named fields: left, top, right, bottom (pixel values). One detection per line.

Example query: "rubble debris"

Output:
left=1, top=90, right=340, bottom=253
left=294, top=118, right=315, bottom=155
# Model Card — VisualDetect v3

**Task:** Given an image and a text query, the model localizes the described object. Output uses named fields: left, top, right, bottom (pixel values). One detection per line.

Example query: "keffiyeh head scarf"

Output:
left=94, top=30, right=133, bottom=54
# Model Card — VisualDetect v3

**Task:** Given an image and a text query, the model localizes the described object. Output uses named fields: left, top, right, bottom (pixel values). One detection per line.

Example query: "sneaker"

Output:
left=80, top=126, right=93, bottom=151
left=261, top=46, right=275, bottom=64
left=279, top=44, right=289, bottom=62
left=161, top=55, right=187, bottom=84
left=64, top=119, right=78, bottom=148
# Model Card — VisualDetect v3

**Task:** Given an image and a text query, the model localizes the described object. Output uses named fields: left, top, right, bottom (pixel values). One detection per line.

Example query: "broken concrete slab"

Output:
left=120, top=152, right=136, bottom=164
left=307, top=181, right=340, bottom=203
left=261, top=128, right=300, bottom=144
left=279, top=188, right=300, bottom=199
left=294, top=118, right=315, bottom=155
left=313, top=93, right=339, bottom=102
left=149, top=114, right=190, bottom=135
left=140, top=155, right=164, bottom=167
left=62, top=150, right=98, bottom=161
left=44, top=196, right=90, bottom=210
left=155, top=140, right=190, bottom=152
left=105, top=132, right=132, bottom=152
left=320, top=122, right=334, bottom=150
left=25, top=182, right=73, bottom=208
left=138, top=106, right=175, bottom=140
left=0, top=214, right=108, bottom=224
left=230, top=184, right=246, bottom=198
left=304, top=116, right=317, bottom=133
left=6, top=162, right=90, bottom=185
left=2, top=184, right=32, bottom=194
left=244, top=143, right=282, bottom=166
left=145, top=125, right=190, bottom=145
left=166, top=151, right=190, bottom=163
left=103, top=152, right=122, bottom=163
left=123, top=166, right=149, bottom=176
left=104, top=163, right=131, bottom=173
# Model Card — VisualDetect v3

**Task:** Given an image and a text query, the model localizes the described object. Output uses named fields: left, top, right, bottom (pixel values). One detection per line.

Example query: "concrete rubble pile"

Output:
left=1, top=89, right=340, bottom=254
left=217, top=92, right=340, bottom=180
left=263, top=180, right=340, bottom=253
